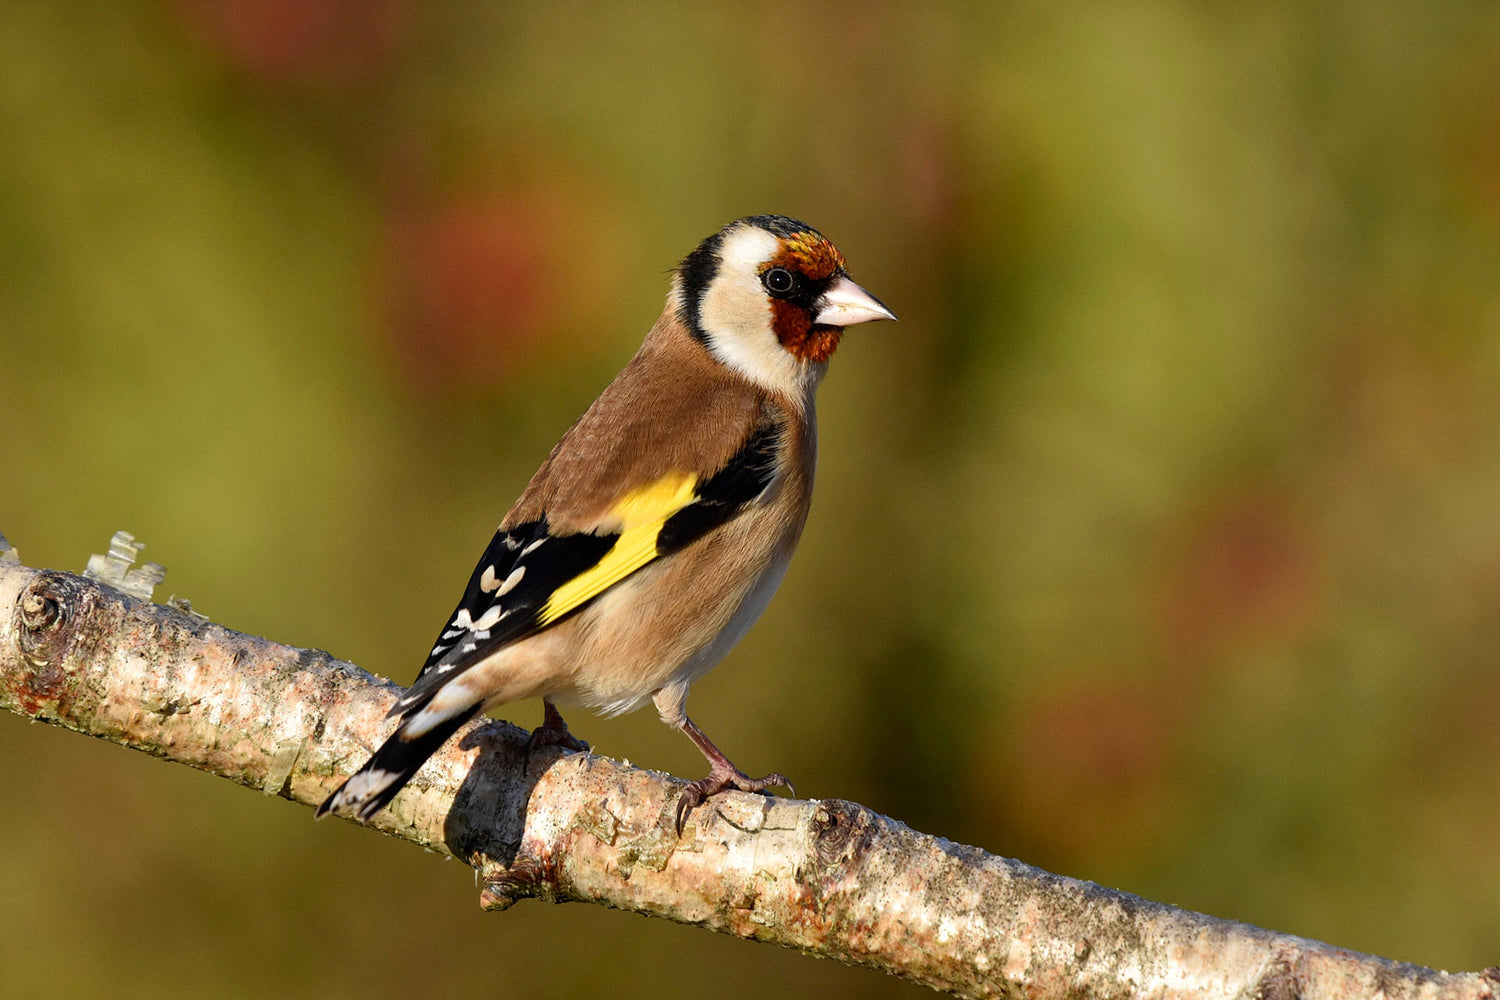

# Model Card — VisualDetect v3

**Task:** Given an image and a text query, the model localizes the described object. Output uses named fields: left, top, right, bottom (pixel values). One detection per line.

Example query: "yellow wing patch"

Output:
left=538, top=472, right=698, bottom=625
left=609, top=471, right=698, bottom=529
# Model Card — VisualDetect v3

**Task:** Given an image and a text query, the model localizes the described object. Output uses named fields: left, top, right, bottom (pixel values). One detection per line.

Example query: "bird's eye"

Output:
left=762, top=267, right=796, bottom=296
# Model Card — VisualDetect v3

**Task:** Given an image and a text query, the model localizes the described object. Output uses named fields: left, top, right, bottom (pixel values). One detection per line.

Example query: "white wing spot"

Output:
left=472, top=605, right=504, bottom=631
left=451, top=608, right=474, bottom=630
left=502, top=535, right=521, bottom=550
left=495, top=565, right=525, bottom=596
left=340, top=768, right=400, bottom=804
left=430, top=643, right=449, bottom=657
left=480, top=565, right=499, bottom=592
left=521, top=537, right=546, bottom=556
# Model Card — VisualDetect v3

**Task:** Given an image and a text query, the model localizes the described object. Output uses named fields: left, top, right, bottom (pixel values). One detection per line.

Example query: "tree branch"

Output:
left=1, top=542, right=1494, bottom=1000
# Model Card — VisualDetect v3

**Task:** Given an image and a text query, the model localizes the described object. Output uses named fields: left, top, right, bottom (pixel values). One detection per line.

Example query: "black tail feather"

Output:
left=315, top=703, right=483, bottom=821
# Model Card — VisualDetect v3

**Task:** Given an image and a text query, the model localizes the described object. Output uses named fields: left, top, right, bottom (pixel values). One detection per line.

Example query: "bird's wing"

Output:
left=390, top=416, right=783, bottom=719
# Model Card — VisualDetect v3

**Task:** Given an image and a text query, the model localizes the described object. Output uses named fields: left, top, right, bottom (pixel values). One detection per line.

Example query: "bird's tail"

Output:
left=315, top=702, right=483, bottom=822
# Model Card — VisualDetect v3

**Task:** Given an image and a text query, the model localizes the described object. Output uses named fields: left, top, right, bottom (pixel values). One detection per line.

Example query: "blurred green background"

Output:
left=2, top=2, right=1498, bottom=997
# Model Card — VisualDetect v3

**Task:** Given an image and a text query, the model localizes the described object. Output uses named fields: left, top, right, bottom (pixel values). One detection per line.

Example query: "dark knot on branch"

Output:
left=10, top=572, right=97, bottom=714
left=20, top=583, right=62, bottom=632
left=17, top=572, right=91, bottom=667
left=811, top=799, right=874, bottom=868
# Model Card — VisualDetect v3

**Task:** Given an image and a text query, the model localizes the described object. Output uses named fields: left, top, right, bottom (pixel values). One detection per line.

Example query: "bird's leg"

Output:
left=673, top=714, right=793, bottom=834
left=527, top=698, right=590, bottom=756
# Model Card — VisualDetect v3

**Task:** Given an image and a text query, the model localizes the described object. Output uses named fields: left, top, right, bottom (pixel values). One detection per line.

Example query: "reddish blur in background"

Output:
left=2, top=4, right=1498, bottom=997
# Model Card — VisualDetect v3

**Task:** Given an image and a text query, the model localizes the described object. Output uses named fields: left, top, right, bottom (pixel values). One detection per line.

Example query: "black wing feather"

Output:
left=657, top=418, right=781, bottom=556
left=391, top=519, right=616, bottom=717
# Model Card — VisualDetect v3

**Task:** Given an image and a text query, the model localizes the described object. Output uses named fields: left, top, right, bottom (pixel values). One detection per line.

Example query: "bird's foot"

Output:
left=526, top=722, right=590, bottom=755
left=674, top=763, right=794, bottom=835
left=525, top=702, right=589, bottom=775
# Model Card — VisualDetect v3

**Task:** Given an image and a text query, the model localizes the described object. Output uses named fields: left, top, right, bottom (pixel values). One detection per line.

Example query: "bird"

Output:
left=316, top=214, right=894, bottom=833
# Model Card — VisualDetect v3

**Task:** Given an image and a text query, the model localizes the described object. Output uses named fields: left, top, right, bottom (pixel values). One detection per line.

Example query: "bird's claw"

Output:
left=526, top=724, right=590, bottom=755
left=673, top=767, right=793, bottom=836
left=524, top=719, right=589, bottom=777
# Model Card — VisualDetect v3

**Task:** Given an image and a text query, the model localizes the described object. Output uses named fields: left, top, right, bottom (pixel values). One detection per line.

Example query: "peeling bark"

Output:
left=0, top=557, right=1494, bottom=999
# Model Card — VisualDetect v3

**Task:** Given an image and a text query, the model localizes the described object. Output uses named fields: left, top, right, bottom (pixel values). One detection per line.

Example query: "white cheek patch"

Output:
left=697, top=226, right=821, bottom=398
left=718, top=225, right=780, bottom=280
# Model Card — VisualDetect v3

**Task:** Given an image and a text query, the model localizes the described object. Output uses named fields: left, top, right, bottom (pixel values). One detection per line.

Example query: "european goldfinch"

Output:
left=317, top=215, right=894, bottom=831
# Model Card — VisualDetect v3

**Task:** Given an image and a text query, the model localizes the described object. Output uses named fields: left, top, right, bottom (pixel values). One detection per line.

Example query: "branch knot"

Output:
left=810, top=799, right=874, bottom=868
left=10, top=573, right=96, bottom=714
left=16, top=572, right=90, bottom=668
left=478, top=856, right=547, bottom=912
left=21, top=589, right=61, bottom=632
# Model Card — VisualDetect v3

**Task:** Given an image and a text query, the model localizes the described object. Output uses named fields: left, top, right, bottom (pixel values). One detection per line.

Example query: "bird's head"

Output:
left=673, top=215, right=895, bottom=396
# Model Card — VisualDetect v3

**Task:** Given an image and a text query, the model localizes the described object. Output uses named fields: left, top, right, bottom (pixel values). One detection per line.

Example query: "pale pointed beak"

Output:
left=813, top=274, right=897, bottom=327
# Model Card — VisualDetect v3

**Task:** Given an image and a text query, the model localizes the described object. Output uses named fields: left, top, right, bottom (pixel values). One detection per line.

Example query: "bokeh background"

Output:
left=2, top=2, right=1498, bottom=997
